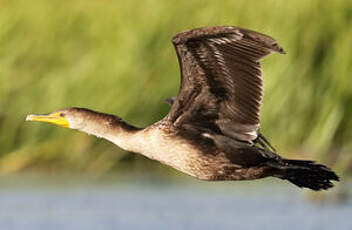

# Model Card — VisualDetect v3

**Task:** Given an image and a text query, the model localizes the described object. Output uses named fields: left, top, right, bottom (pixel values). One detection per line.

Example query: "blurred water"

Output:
left=0, top=176, right=350, bottom=230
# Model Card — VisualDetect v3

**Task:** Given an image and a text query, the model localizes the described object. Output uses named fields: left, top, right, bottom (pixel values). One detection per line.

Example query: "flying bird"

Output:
left=26, top=26, right=339, bottom=191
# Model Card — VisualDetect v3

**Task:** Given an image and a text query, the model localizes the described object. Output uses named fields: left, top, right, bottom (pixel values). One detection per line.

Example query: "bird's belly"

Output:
left=136, top=132, right=217, bottom=179
left=135, top=129, right=269, bottom=181
left=149, top=145, right=219, bottom=180
left=148, top=143, right=268, bottom=181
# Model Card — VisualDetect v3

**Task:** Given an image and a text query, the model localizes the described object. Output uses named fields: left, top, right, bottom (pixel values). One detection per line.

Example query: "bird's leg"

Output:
left=254, top=133, right=276, bottom=152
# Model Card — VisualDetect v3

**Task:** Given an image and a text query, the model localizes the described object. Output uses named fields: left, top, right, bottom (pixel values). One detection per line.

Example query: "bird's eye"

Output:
left=59, top=113, right=64, bottom=117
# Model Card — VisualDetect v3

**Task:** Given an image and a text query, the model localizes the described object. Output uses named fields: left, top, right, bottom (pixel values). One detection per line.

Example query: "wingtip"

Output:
left=272, top=43, right=286, bottom=54
left=279, top=47, right=286, bottom=54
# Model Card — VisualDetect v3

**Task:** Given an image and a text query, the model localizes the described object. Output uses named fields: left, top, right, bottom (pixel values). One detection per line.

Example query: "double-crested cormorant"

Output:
left=26, top=26, right=339, bottom=191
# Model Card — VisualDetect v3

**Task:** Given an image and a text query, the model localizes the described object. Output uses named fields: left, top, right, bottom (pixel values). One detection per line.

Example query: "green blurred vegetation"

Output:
left=0, top=0, right=351, bottom=176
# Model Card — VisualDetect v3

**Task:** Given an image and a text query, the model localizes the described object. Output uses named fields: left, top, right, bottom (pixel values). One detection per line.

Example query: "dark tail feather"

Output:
left=269, top=159, right=339, bottom=191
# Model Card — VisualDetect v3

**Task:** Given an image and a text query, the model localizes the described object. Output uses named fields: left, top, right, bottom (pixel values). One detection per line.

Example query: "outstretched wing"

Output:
left=166, top=26, right=284, bottom=142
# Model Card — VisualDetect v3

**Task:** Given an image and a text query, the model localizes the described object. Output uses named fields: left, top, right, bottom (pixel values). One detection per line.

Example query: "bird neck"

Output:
left=76, top=112, right=144, bottom=153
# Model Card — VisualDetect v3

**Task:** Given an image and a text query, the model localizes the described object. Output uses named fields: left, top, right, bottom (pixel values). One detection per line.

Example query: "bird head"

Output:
left=25, top=107, right=91, bottom=130
left=26, top=107, right=138, bottom=143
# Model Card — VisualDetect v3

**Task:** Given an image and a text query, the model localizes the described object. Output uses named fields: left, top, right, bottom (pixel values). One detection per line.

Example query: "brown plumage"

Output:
left=26, top=26, right=339, bottom=191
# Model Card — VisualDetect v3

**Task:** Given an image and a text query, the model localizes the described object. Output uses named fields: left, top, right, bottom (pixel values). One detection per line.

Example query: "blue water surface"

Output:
left=0, top=176, right=350, bottom=230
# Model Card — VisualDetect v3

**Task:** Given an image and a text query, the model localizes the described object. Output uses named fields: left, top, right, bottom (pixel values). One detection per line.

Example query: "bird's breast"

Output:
left=134, top=128, right=222, bottom=180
